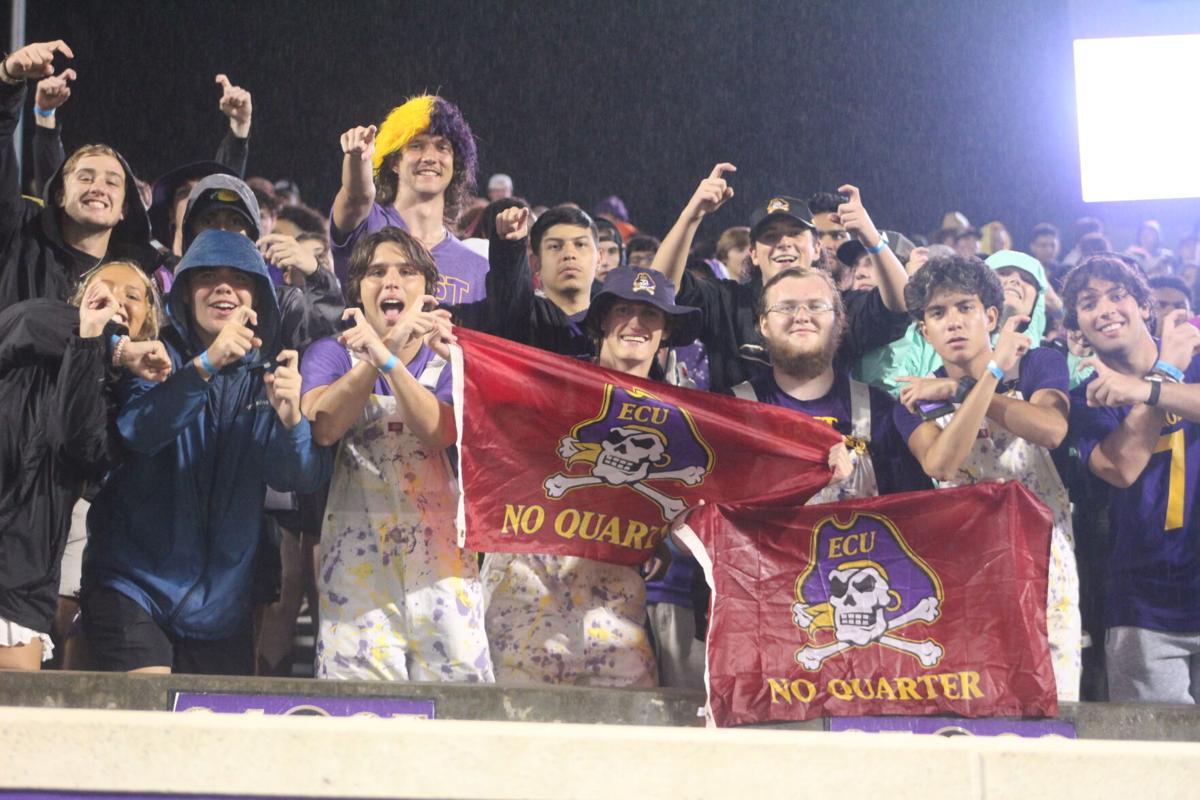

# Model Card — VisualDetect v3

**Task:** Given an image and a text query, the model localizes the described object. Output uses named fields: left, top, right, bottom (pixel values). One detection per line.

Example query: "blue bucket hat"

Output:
left=582, top=265, right=703, bottom=347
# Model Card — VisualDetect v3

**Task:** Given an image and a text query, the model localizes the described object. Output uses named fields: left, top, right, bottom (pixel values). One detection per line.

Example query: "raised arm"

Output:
left=983, top=335, right=1070, bottom=449
left=30, top=70, right=73, bottom=196
left=0, top=41, right=74, bottom=246
left=258, top=234, right=345, bottom=340
left=47, top=283, right=120, bottom=472
left=651, top=163, right=736, bottom=292
left=475, top=205, right=535, bottom=338
left=1079, top=316, right=1200, bottom=488
left=214, top=74, right=252, bottom=176
left=1150, top=311, right=1200, bottom=423
left=331, top=125, right=377, bottom=236
left=835, top=184, right=907, bottom=312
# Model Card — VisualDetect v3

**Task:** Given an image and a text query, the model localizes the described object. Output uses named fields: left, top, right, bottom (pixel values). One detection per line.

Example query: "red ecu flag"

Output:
left=674, top=481, right=1058, bottom=726
left=449, top=328, right=841, bottom=567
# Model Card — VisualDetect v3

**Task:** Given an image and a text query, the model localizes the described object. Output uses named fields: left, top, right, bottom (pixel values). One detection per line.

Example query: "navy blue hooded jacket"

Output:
left=84, top=230, right=330, bottom=639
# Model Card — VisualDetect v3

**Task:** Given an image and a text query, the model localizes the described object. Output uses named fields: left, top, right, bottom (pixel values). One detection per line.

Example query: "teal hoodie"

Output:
left=856, top=251, right=1051, bottom=394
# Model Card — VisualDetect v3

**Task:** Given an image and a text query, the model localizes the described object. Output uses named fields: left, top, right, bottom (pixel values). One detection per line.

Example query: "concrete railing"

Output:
left=1, top=705, right=1199, bottom=800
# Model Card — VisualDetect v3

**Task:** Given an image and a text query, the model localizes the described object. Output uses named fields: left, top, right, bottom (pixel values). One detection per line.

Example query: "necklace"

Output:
left=417, top=228, right=447, bottom=251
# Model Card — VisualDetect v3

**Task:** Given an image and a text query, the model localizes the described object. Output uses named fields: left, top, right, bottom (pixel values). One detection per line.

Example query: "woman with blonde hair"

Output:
left=0, top=261, right=169, bottom=670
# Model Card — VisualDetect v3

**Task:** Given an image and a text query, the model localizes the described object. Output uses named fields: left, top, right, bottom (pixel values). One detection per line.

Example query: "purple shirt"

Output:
left=330, top=203, right=489, bottom=306
left=892, top=346, right=1068, bottom=443
left=300, top=336, right=453, bottom=406
left=749, top=371, right=928, bottom=495
left=1071, top=348, right=1200, bottom=632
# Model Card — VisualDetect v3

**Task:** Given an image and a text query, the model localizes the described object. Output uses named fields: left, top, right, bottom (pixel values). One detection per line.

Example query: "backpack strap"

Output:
left=731, top=380, right=758, bottom=402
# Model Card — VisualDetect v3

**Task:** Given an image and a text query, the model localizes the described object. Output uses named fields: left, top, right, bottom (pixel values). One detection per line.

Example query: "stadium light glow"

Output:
left=1074, top=34, right=1200, bottom=202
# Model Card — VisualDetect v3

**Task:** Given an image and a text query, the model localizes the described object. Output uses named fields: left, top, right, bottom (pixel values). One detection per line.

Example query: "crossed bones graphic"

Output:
left=543, top=436, right=706, bottom=520
left=791, top=595, right=943, bottom=671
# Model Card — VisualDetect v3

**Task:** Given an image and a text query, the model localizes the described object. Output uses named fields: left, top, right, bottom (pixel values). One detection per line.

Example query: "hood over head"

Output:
left=167, top=229, right=279, bottom=357
left=985, top=250, right=1048, bottom=343
left=181, top=174, right=262, bottom=251
left=43, top=144, right=151, bottom=247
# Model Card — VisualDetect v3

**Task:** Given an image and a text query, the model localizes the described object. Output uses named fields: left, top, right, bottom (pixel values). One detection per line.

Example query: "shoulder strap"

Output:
left=848, top=378, right=871, bottom=441
left=731, top=380, right=758, bottom=402
left=419, top=353, right=448, bottom=391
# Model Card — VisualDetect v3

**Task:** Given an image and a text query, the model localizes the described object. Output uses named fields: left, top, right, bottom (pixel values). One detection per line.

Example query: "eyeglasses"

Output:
left=766, top=300, right=835, bottom=318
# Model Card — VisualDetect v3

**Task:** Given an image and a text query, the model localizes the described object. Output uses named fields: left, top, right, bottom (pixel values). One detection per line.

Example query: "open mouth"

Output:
left=619, top=334, right=649, bottom=344
left=380, top=298, right=406, bottom=324
left=1096, top=320, right=1124, bottom=336
left=111, top=311, right=129, bottom=326
left=772, top=255, right=798, bottom=265
left=209, top=301, right=238, bottom=317
left=82, top=197, right=110, bottom=210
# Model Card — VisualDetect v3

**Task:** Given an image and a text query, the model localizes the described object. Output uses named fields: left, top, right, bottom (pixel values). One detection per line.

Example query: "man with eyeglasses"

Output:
left=731, top=266, right=926, bottom=503
left=652, top=166, right=912, bottom=394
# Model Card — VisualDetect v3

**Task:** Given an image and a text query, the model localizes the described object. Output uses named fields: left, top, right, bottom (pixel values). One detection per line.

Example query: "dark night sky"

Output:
left=16, top=1, right=1200, bottom=249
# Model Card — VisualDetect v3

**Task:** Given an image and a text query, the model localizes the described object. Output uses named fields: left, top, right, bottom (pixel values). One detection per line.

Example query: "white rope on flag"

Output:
left=450, top=341, right=467, bottom=549
left=671, top=511, right=718, bottom=729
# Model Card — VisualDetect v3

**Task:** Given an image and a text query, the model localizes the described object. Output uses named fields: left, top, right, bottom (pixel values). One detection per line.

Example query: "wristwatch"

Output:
left=1145, top=375, right=1163, bottom=407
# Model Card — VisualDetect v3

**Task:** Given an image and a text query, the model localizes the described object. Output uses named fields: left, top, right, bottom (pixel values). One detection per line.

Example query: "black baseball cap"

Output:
left=748, top=196, right=815, bottom=242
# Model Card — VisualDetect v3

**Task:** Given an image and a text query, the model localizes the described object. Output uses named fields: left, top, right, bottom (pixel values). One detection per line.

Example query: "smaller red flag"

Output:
left=675, top=481, right=1058, bottom=726
left=450, top=328, right=842, bottom=566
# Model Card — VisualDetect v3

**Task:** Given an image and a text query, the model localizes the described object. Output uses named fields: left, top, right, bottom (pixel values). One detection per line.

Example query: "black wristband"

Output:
left=953, top=376, right=977, bottom=403
left=1146, top=378, right=1162, bottom=407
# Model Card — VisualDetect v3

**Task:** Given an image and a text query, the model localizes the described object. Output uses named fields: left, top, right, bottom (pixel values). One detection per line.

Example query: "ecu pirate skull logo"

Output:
left=543, top=385, right=715, bottom=520
left=791, top=513, right=944, bottom=671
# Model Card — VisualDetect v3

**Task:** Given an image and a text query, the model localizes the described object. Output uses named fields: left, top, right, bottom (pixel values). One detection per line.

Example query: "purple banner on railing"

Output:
left=171, top=691, right=435, bottom=719
left=828, top=716, right=1076, bottom=738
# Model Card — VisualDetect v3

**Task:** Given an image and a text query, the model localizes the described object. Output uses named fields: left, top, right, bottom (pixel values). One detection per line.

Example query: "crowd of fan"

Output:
left=1, top=40, right=1199, bottom=708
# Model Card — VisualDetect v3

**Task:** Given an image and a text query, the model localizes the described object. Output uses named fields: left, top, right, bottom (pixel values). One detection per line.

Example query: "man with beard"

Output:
left=731, top=266, right=925, bottom=502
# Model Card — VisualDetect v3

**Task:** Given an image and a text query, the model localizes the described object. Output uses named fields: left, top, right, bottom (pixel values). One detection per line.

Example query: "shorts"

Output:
left=0, top=615, right=53, bottom=661
left=81, top=586, right=253, bottom=675
left=296, top=482, right=331, bottom=540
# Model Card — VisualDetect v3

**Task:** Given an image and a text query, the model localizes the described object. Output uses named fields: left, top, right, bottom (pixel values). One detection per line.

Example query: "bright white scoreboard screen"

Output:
left=1074, top=34, right=1200, bottom=203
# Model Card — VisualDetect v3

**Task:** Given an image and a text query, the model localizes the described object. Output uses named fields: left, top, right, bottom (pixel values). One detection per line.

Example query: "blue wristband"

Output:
left=109, top=334, right=120, bottom=348
left=1153, top=359, right=1184, bottom=383
left=985, top=360, right=1004, bottom=380
left=198, top=350, right=216, bottom=375
left=865, top=237, right=887, bottom=255
left=380, top=354, right=399, bottom=373
left=33, top=106, right=55, bottom=118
